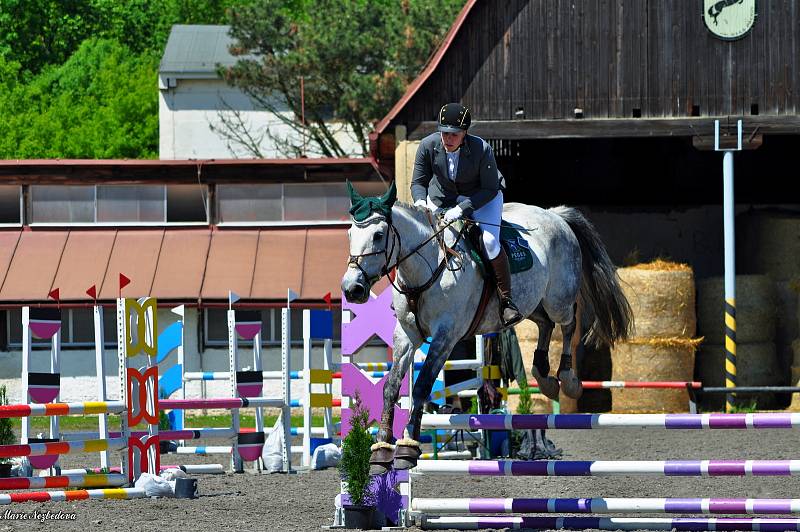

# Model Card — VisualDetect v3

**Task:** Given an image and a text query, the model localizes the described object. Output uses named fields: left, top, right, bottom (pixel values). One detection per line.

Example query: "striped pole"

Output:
left=0, top=474, right=127, bottom=490
left=61, top=428, right=236, bottom=441
left=159, top=397, right=285, bottom=410
left=420, top=516, right=800, bottom=531
left=0, top=488, right=147, bottom=505
left=0, top=401, right=126, bottom=419
left=59, top=464, right=224, bottom=475
left=412, top=498, right=800, bottom=515
left=421, top=413, right=800, bottom=431
left=412, top=459, right=800, bottom=477
left=0, top=438, right=126, bottom=458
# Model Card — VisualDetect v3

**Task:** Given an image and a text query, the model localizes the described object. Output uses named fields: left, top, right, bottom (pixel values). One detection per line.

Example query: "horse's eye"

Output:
left=373, top=232, right=384, bottom=242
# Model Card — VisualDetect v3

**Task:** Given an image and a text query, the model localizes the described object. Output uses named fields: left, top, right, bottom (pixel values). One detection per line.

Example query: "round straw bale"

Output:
left=610, top=337, right=700, bottom=413
left=617, top=262, right=695, bottom=338
left=695, top=342, right=780, bottom=409
left=793, top=339, right=800, bottom=367
left=696, top=275, right=776, bottom=344
left=738, top=212, right=800, bottom=280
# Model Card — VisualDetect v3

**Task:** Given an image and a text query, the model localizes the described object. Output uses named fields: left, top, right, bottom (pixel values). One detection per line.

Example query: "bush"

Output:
left=0, top=385, right=15, bottom=461
left=338, top=392, right=374, bottom=507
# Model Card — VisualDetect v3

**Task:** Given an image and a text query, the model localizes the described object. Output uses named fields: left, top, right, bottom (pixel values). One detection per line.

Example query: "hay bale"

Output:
left=776, top=281, right=799, bottom=375
left=695, top=342, right=780, bottom=409
left=793, top=339, right=800, bottom=367
left=696, top=275, right=776, bottom=344
left=610, top=337, right=700, bottom=413
left=617, top=262, right=695, bottom=338
left=738, top=213, right=800, bottom=280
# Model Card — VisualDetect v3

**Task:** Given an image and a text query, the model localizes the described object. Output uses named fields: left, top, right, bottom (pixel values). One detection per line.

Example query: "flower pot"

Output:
left=343, top=504, right=375, bottom=530
left=0, top=463, right=11, bottom=478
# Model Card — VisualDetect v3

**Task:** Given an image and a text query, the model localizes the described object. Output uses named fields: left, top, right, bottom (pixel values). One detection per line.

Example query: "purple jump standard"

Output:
left=411, top=497, right=800, bottom=514
left=413, top=460, right=800, bottom=477
left=419, top=516, right=800, bottom=531
left=421, top=413, right=800, bottom=431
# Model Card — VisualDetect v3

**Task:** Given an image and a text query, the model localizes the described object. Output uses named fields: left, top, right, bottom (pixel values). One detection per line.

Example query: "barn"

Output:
left=372, top=0, right=800, bottom=407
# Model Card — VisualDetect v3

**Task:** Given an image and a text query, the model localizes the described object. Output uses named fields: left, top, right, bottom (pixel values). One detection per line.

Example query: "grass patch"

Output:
left=23, top=414, right=339, bottom=432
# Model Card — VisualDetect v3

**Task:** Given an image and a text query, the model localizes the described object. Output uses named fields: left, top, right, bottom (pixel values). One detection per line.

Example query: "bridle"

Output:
left=347, top=209, right=467, bottom=336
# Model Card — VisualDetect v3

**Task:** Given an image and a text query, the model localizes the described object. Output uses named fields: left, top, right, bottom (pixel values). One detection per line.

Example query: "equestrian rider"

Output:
left=411, top=102, right=524, bottom=327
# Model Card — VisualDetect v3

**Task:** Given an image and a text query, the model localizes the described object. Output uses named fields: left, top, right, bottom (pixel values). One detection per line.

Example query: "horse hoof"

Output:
left=369, top=444, right=395, bottom=476
left=393, top=440, right=421, bottom=471
left=531, top=368, right=560, bottom=400
left=559, top=370, right=583, bottom=399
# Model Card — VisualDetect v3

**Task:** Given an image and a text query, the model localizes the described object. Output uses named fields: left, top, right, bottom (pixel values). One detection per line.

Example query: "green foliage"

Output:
left=223, top=0, right=465, bottom=157
left=0, top=38, right=159, bottom=158
left=0, top=385, right=14, bottom=463
left=0, top=0, right=237, bottom=78
left=338, top=392, right=374, bottom=506
left=516, top=382, right=532, bottom=415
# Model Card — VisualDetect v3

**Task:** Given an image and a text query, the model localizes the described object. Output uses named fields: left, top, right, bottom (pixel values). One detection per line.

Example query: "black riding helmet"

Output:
left=438, top=103, right=471, bottom=133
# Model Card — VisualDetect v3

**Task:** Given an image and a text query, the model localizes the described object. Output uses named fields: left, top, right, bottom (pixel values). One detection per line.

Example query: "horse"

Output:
left=341, top=182, right=632, bottom=474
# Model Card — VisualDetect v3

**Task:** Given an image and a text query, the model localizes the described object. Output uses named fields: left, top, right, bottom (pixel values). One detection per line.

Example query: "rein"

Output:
left=347, top=210, right=468, bottom=336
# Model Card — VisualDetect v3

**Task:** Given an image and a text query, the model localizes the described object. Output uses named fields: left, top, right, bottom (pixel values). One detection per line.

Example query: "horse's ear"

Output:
left=380, top=180, right=397, bottom=208
left=346, top=180, right=364, bottom=206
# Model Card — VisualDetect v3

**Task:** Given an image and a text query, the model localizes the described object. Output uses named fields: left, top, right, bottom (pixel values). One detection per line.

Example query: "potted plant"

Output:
left=339, top=391, right=376, bottom=529
left=0, top=385, right=15, bottom=477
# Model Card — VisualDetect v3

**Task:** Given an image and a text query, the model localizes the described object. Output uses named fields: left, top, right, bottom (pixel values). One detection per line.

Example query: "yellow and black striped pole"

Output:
left=725, top=298, right=736, bottom=412
left=716, top=120, right=742, bottom=413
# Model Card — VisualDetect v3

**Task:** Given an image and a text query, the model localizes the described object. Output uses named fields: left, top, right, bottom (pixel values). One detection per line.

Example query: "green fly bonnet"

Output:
left=347, top=180, right=397, bottom=222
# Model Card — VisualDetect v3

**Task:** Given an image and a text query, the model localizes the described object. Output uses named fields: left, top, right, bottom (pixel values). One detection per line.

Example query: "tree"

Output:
left=0, top=39, right=159, bottom=158
left=221, top=0, right=465, bottom=158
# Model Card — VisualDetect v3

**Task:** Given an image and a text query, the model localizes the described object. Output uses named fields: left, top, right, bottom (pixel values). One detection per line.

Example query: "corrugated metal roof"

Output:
left=159, top=25, right=240, bottom=75
left=0, top=227, right=349, bottom=303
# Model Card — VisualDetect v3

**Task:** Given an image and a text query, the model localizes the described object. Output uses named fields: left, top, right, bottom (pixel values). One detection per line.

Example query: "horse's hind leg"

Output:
left=530, top=303, right=561, bottom=401
left=558, top=302, right=584, bottom=399
left=369, top=326, right=416, bottom=475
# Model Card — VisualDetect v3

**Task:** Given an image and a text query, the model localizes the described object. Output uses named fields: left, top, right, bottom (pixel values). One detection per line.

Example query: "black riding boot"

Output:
left=490, top=248, right=524, bottom=327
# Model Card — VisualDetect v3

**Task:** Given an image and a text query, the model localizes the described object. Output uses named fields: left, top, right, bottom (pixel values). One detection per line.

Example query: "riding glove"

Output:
left=443, top=206, right=463, bottom=222
left=413, top=199, right=428, bottom=209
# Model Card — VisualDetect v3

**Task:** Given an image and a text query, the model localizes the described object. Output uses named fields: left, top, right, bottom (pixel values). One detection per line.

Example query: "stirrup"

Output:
left=501, top=298, right=524, bottom=327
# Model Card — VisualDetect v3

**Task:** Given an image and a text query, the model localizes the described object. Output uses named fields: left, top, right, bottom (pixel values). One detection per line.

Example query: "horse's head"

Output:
left=341, top=181, right=397, bottom=303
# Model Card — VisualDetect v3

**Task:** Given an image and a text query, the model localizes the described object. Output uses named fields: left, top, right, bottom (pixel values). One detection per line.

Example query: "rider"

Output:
left=411, top=102, right=524, bottom=327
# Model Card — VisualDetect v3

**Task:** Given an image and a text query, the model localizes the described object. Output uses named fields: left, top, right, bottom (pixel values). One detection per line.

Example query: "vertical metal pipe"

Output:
left=723, top=150, right=736, bottom=412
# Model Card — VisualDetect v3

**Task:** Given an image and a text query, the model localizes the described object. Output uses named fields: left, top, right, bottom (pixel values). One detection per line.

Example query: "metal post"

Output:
left=93, top=305, right=110, bottom=469
left=715, top=120, right=742, bottom=413
left=227, top=309, right=243, bottom=473
left=281, top=308, right=293, bottom=473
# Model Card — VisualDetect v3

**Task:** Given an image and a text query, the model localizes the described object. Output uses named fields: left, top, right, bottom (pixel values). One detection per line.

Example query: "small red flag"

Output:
left=48, top=288, right=60, bottom=302
left=119, top=273, right=131, bottom=291
left=86, top=285, right=97, bottom=300
left=323, top=292, right=332, bottom=310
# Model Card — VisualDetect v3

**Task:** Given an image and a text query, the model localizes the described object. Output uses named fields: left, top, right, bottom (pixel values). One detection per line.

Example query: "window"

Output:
left=29, top=185, right=209, bottom=225
left=203, top=308, right=342, bottom=347
left=216, top=184, right=282, bottom=223
left=0, top=186, right=21, bottom=224
left=96, top=185, right=164, bottom=222
left=30, top=186, right=94, bottom=223
left=7, top=308, right=117, bottom=348
left=216, top=182, right=383, bottom=224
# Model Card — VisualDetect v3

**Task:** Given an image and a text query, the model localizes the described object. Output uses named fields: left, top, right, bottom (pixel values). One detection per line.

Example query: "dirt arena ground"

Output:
left=3, top=427, right=799, bottom=532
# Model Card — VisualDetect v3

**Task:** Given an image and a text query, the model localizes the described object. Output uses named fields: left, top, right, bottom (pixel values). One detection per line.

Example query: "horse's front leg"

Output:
left=369, top=325, right=417, bottom=475
left=394, top=326, right=459, bottom=471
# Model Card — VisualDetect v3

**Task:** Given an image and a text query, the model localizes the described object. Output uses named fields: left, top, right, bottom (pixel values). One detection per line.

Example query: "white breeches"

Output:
left=427, top=191, right=503, bottom=260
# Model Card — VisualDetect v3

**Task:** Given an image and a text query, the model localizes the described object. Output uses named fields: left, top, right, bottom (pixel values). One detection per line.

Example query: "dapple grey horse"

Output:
left=341, top=183, right=632, bottom=474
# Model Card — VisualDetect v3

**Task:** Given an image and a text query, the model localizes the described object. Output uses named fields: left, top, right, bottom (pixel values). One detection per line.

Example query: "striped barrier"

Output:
left=421, top=413, right=800, bottom=431
left=0, top=488, right=147, bottom=505
left=0, top=401, right=126, bottom=419
left=413, top=459, right=800, bottom=477
left=60, top=464, right=224, bottom=475
left=419, top=516, right=800, bottom=531
left=0, top=473, right=127, bottom=490
left=0, top=438, right=126, bottom=459
left=412, top=497, right=800, bottom=514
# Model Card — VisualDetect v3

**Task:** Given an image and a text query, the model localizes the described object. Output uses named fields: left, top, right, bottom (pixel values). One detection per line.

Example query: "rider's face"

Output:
left=441, top=131, right=466, bottom=152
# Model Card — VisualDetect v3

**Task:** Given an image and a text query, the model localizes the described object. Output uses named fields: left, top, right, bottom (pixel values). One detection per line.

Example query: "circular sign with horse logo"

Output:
left=703, top=0, right=757, bottom=40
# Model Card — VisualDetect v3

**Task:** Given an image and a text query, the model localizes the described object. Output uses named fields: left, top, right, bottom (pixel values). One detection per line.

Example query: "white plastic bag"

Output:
left=134, top=472, right=174, bottom=497
left=261, top=416, right=285, bottom=473
left=159, top=468, right=188, bottom=482
left=311, top=443, right=341, bottom=470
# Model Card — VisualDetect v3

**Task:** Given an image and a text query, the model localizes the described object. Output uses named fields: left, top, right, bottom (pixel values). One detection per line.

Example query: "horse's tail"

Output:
left=550, top=206, right=633, bottom=348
